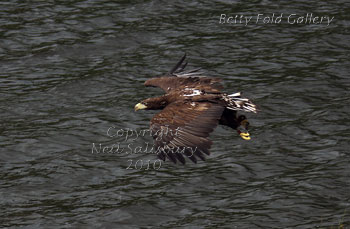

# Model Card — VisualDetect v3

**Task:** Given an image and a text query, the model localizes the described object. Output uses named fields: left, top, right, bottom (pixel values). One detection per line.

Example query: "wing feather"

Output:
left=151, top=101, right=224, bottom=164
left=144, top=76, right=223, bottom=93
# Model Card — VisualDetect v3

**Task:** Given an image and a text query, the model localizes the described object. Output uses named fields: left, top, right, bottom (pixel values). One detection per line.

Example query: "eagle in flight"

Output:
left=135, top=54, right=257, bottom=164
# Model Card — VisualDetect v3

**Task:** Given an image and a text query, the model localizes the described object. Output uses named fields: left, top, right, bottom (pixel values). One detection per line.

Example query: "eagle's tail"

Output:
left=223, top=92, right=257, bottom=113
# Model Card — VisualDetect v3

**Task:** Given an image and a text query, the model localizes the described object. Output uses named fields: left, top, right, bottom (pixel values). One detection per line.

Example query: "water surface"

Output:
left=1, top=0, right=349, bottom=228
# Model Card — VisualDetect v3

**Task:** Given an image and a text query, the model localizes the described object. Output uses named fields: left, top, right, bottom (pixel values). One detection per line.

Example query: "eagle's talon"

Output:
left=239, top=132, right=251, bottom=140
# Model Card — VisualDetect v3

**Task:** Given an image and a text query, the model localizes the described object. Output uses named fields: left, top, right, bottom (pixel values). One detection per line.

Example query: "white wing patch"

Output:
left=183, top=88, right=202, bottom=96
left=228, top=92, right=241, bottom=97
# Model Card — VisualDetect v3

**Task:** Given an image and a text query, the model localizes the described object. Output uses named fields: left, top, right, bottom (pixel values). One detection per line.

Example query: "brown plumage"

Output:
left=135, top=54, right=257, bottom=164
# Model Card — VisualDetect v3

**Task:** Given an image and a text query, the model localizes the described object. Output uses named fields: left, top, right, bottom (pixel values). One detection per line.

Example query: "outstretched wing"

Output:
left=150, top=100, right=224, bottom=164
left=168, top=53, right=188, bottom=75
left=145, top=76, right=223, bottom=93
left=144, top=54, right=223, bottom=93
left=168, top=53, right=202, bottom=76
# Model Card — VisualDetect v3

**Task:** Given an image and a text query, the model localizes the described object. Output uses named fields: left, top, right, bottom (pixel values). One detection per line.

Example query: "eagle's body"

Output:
left=135, top=54, right=257, bottom=164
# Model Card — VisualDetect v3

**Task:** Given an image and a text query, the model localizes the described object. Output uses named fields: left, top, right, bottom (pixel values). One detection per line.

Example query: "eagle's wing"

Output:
left=144, top=54, right=223, bottom=93
left=168, top=53, right=202, bottom=76
left=168, top=53, right=188, bottom=75
left=150, top=100, right=224, bottom=164
left=144, top=76, right=223, bottom=93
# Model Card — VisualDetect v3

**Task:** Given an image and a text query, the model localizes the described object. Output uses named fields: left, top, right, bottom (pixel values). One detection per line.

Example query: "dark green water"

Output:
left=1, top=1, right=349, bottom=228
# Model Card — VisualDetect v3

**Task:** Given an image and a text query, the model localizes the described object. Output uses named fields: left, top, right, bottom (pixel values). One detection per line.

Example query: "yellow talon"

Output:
left=240, top=132, right=251, bottom=140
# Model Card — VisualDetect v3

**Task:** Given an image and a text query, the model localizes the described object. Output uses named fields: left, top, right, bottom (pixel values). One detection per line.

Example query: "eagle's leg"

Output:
left=219, top=108, right=251, bottom=140
left=236, top=118, right=250, bottom=140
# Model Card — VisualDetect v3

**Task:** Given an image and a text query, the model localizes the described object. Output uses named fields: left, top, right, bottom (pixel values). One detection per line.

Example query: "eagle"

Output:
left=134, top=54, right=257, bottom=164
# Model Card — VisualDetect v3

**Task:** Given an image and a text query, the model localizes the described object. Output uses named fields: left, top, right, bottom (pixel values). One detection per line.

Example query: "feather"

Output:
left=169, top=53, right=187, bottom=75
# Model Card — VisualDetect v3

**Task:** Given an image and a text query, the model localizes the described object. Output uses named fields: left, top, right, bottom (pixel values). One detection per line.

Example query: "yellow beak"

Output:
left=240, top=132, right=251, bottom=140
left=134, top=103, right=147, bottom=111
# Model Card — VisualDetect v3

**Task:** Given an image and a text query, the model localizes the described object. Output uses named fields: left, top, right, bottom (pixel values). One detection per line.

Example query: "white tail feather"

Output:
left=224, top=92, right=257, bottom=113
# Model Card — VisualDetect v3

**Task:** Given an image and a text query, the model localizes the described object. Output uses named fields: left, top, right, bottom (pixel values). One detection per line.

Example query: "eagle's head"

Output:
left=134, top=97, right=168, bottom=111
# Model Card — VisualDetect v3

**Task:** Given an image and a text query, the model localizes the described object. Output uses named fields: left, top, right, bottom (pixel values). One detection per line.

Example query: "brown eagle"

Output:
left=135, top=54, right=257, bottom=164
